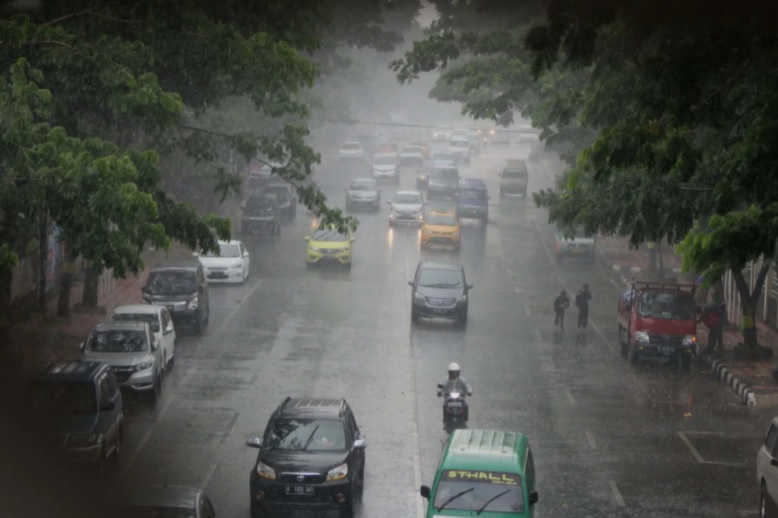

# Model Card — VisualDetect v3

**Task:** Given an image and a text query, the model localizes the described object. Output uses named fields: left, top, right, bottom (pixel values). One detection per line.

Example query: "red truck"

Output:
left=617, top=281, right=698, bottom=371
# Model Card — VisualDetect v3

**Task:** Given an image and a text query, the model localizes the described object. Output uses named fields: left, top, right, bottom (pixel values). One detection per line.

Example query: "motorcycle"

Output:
left=438, top=383, right=470, bottom=433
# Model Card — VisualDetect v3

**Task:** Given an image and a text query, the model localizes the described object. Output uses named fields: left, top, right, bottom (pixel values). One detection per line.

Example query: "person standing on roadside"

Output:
left=576, top=284, right=592, bottom=329
left=703, top=292, right=727, bottom=353
left=554, top=290, right=570, bottom=330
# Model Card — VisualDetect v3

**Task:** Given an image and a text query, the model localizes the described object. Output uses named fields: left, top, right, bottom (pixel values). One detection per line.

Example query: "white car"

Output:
left=758, top=417, right=778, bottom=517
left=388, top=191, right=425, bottom=226
left=197, top=240, right=250, bottom=283
left=338, top=141, right=365, bottom=160
left=449, top=137, right=471, bottom=164
left=371, top=152, right=399, bottom=182
left=110, top=304, right=176, bottom=368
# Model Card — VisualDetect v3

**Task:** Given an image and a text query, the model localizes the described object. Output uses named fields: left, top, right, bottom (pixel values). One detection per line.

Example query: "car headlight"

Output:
left=389, top=212, right=397, bottom=220
left=68, top=433, right=100, bottom=448
left=457, top=295, right=467, bottom=303
left=230, top=262, right=243, bottom=269
left=635, top=331, right=650, bottom=344
left=134, top=357, right=155, bottom=372
left=414, top=292, right=425, bottom=302
left=256, top=461, right=276, bottom=480
left=682, top=335, right=696, bottom=346
left=187, top=296, right=199, bottom=310
left=326, top=463, right=348, bottom=481
left=309, top=246, right=321, bottom=252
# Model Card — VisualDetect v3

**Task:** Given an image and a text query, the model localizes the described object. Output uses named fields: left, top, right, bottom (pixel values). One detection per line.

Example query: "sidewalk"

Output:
left=597, top=235, right=778, bottom=407
left=3, top=244, right=192, bottom=381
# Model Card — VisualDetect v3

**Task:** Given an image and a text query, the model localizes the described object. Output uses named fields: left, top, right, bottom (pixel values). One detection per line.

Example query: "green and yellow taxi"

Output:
left=420, top=429, right=538, bottom=518
left=305, top=224, right=355, bottom=268
left=421, top=210, right=461, bottom=250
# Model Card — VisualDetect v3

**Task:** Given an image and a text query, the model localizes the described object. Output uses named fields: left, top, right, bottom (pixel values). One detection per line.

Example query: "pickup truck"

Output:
left=617, top=281, right=698, bottom=371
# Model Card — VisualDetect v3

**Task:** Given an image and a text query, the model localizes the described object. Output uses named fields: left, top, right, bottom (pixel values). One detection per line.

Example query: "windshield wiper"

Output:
left=436, top=487, right=474, bottom=512
left=476, top=489, right=511, bottom=515
left=301, top=425, right=320, bottom=451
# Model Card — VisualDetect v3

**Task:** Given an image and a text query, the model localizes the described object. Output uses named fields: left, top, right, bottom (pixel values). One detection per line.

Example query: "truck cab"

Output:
left=617, top=281, right=698, bottom=370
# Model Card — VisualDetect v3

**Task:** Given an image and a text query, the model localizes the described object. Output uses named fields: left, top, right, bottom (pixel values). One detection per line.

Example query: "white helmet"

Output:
left=448, top=362, right=461, bottom=374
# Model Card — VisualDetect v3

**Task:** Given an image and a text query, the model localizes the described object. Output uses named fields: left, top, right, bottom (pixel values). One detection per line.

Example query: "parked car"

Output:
left=388, top=190, right=425, bottom=226
left=242, top=193, right=282, bottom=236
left=345, top=177, right=381, bottom=211
left=79, top=322, right=165, bottom=400
left=196, top=239, right=250, bottom=284
left=305, top=224, right=355, bottom=268
left=409, top=260, right=473, bottom=326
left=118, top=485, right=217, bottom=518
left=28, top=361, right=124, bottom=475
left=757, top=417, right=778, bottom=518
left=371, top=151, right=400, bottom=183
left=247, top=397, right=367, bottom=518
left=338, top=141, right=365, bottom=160
left=142, top=261, right=210, bottom=335
left=109, top=304, right=176, bottom=369
left=262, top=183, right=297, bottom=221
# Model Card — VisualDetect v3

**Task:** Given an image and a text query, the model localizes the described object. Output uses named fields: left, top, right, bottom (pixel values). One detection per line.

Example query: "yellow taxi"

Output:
left=409, top=140, right=431, bottom=159
left=420, top=210, right=461, bottom=250
left=305, top=224, right=355, bottom=268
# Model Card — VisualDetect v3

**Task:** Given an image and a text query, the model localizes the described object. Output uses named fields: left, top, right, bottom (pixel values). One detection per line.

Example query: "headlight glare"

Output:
left=635, top=331, right=650, bottom=344
left=326, top=463, right=348, bottom=481
left=682, top=335, right=696, bottom=346
left=187, top=296, right=199, bottom=310
left=414, top=292, right=425, bottom=302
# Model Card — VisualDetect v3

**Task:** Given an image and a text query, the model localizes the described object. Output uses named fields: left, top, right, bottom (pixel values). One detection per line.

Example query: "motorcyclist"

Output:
left=438, top=362, right=473, bottom=422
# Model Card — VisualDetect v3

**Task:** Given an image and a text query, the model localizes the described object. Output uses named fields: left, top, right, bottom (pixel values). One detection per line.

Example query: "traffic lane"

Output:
left=110, top=188, right=423, bottom=518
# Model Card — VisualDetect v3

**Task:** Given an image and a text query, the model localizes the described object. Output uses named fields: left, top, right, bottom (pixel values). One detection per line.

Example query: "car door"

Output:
left=347, top=410, right=365, bottom=475
left=159, top=307, right=175, bottom=364
left=97, top=372, right=122, bottom=456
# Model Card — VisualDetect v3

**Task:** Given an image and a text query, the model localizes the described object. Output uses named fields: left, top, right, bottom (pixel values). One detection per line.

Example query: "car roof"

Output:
left=394, top=190, right=422, bottom=197
left=92, top=321, right=149, bottom=333
left=112, top=304, right=161, bottom=315
left=419, top=260, right=463, bottom=271
left=440, top=429, right=529, bottom=473
left=121, top=485, right=202, bottom=510
left=459, top=178, right=487, bottom=189
left=277, top=397, right=347, bottom=419
left=33, top=361, right=107, bottom=383
left=151, top=260, right=201, bottom=272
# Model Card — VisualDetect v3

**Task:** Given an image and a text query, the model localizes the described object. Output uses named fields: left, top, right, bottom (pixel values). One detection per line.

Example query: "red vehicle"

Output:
left=617, top=281, right=698, bottom=371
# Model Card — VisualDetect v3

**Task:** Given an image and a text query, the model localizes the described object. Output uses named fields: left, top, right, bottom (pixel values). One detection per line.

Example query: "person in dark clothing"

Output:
left=575, top=284, right=592, bottom=329
left=703, top=294, right=727, bottom=353
left=554, top=290, right=570, bottom=330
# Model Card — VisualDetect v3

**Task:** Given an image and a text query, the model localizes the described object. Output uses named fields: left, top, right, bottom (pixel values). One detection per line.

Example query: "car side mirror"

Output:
left=529, top=491, right=539, bottom=505
left=353, top=438, right=367, bottom=449
left=420, top=485, right=431, bottom=499
left=304, top=236, right=310, bottom=241
left=247, top=436, right=262, bottom=448
left=151, top=339, right=159, bottom=351
left=100, top=401, right=115, bottom=412
left=468, top=284, right=474, bottom=289
left=407, top=281, right=414, bottom=287
left=191, top=251, right=199, bottom=258
left=243, top=252, right=250, bottom=258
left=79, top=342, right=85, bottom=351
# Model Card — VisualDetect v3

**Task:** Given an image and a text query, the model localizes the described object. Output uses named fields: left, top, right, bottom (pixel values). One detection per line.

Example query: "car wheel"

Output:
left=355, top=466, right=365, bottom=501
left=344, top=260, right=352, bottom=270
left=629, top=345, right=640, bottom=364
left=458, top=310, right=468, bottom=327
left=678, top=353, right=692, bottom=373
left=411, top=308, right=420, bottom=323
left=95, top=448, right=107, bottom=478
left=619, top=326, right=629, bottom=356
left=193, top=313, right=204, bottom=335
left=760, top=483, right=768, bottom=518
left=110, top=424, right=123, bottom=464
left=150, top=371, right=162, bottom=401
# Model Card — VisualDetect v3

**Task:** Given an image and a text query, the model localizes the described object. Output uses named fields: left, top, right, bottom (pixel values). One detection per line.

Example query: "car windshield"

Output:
left=433, top=471, right=524, bottom=513
left=426, top=214, right=458, bottom=226
left=263, top=186, right=291, bottom=200
left=247, top=176, right=266, bottom=191
left=119, top=508, right=196, bottom=518
left=450, top=139, right=469, bottom=147
left=637, top=291, right=696, bottom=320
left=265, top=418, right=347, bottom=452
left=373, top=155, right=397, bottom=165
left=312, top=228, right=348, bottom=242
left=29, top=381, right=97, bottom=415
left=87, top=330, right=149, bottom=353
left=341, top=142, right=361, bottom=150
left=459, top=190, right=486, bottom=201
left=111, top=313, right=160, bottom=333
left=144, top=271, right=197, bottom=296
left=432, top=169, right=458, bottom=179
left=203, top=243, right=240, bottom=258
left=502, top=170, right=526, bottom=179
left=349, top=180, right=376, bottom=191
left=418, top=268, right=463, bottom=288
left=246, top=196, right=275, bottom=212
left=393, top=193, right=422, bottom=204
left=433, top=153, right=454, bottom=162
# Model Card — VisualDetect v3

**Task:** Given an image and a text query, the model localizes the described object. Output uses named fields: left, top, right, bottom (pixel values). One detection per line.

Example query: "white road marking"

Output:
left=676, top=431, right=705, bottom=463
left=585, top=430, right=598, bottom=450
left=199, top=463, right=218, bottom=490
left=216, top=279, right=263, bottom=334
left=590, top=319, right=617, bottom=355
left=609, top=480, right=626, bottom=507
left=565, top=388, right=576, bottom=405
left=677, top=431, right=751, bottom=467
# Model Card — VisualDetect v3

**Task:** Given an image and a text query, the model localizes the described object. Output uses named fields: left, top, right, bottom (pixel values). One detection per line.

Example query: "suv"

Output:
left=80, top=322, right=166, bottom=400
left=242, top=193, right=282, bottom=236
left=262, top=183, right=298, bottom=221
left=247, top=397, right=367, bottom=518
left=142, top=261, right=210, bottom=334
left=758, top=417, right=778, bottom=518
left=427, top=165, right=460, bottom=200
left=28, top=361, right=124, bottom=475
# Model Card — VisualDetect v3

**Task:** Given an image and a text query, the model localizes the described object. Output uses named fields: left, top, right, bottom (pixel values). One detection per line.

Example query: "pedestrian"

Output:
left=703, top=292, right=727, bottom=353
left=575, top=284, right=592, bottom=329
left=553, top=290, right=570, bottom=330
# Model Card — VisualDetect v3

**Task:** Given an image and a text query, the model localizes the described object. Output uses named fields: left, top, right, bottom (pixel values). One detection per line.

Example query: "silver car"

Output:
left=80, top=322, right=165, bottom=400
left=388, top=191, right=425, bottom=226
left=345, top=178, right=381, bottom=211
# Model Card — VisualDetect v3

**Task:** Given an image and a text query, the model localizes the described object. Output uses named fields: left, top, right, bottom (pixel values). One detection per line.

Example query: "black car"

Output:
left=141, top=261, right=210, bottom=334
left=262, top=183, right=297, bottom=221
left=117, top=485, right=216, bottom=518
left=242, top=193, right=282, bottom=236
left=247, top=397, right=367, bottom=518
left=408, top=260, right=473, bottom=326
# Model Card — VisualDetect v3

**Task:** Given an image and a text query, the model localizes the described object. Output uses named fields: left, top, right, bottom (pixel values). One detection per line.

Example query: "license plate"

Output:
left=433, top=308, right=448, bottom=314
left=661, top=346, right=675, bottom=356
left=285, top=485, right=315, bottom=496
left=448, top=401, right=463, bottom=408
left=208, top=272, right=227, bottom=279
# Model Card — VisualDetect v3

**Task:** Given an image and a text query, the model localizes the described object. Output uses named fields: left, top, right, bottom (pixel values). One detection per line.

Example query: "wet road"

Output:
left=108, top=143, right=772, bottom=517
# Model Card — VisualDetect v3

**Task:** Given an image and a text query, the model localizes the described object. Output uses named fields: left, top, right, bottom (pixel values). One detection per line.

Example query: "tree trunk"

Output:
left=57, top=250, right=76, bottom=317
left=0, top=266, right=12, bottom=350
left=81, top=262, right=99, bottom=308
left=731, top=262, right=771, bottom=348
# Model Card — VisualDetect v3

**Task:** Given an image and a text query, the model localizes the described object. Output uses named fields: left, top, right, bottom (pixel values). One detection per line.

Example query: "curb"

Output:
left=700, top=354, right=756, bottom=407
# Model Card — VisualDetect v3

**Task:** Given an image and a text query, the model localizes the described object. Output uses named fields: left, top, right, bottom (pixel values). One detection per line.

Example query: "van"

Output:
left=457, top=178, right=489, bottom=222
left=420, top=429, right=538, bottom=518
left=428, top=165, right=460, bottom=200
left=499, top=159, right=529, bottom=197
